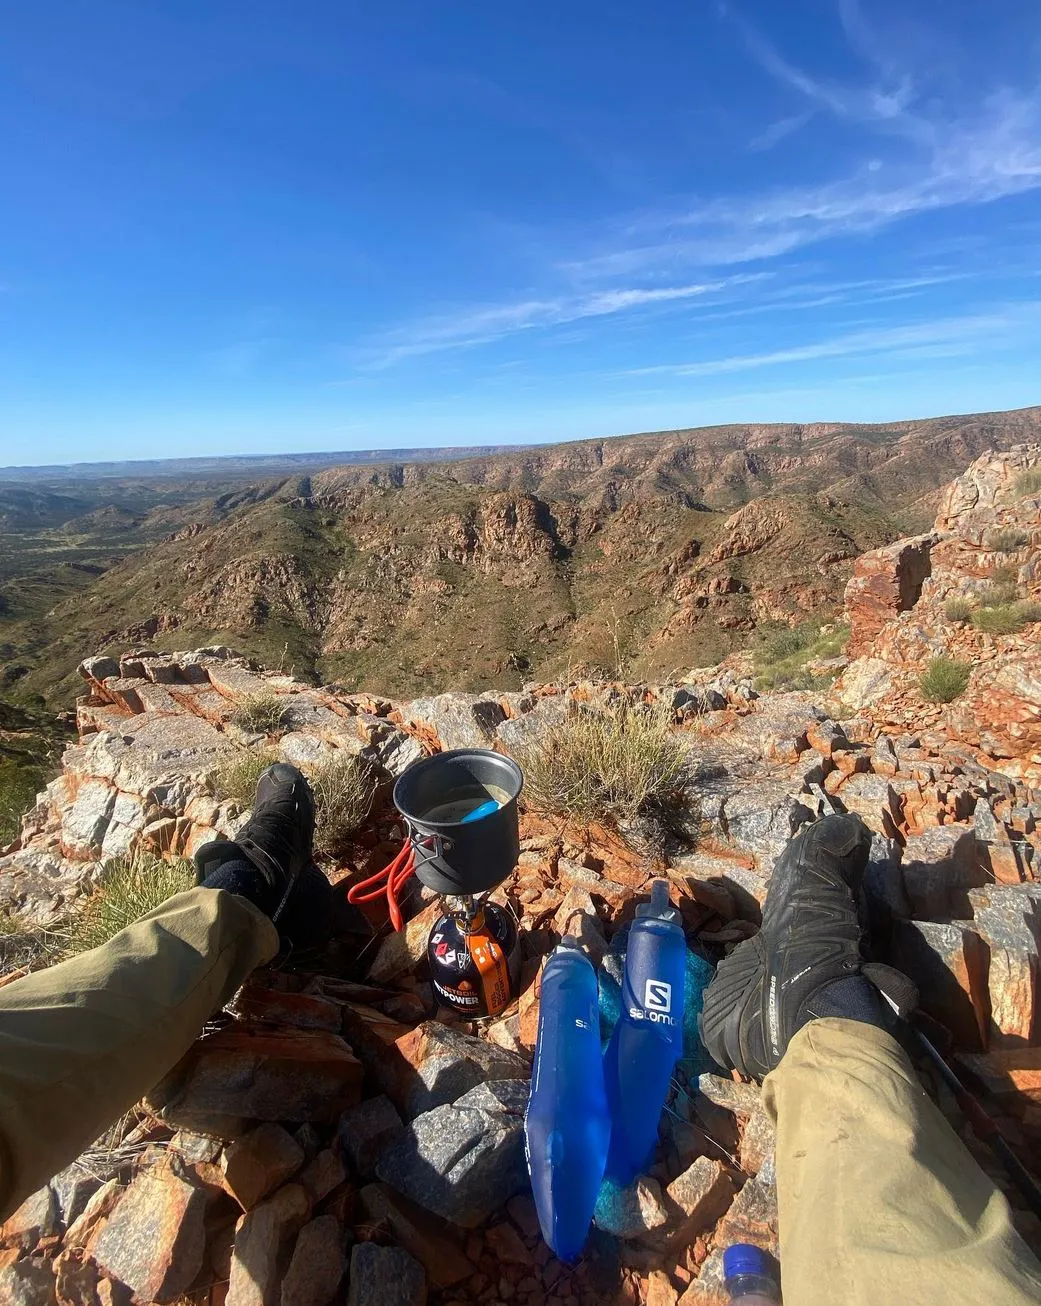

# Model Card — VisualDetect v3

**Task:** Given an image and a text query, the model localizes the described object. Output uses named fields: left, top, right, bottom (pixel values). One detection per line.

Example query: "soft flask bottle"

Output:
left=524, top=942, right=611, bottom=1261
left=604, top=880, right=686, bottom=1182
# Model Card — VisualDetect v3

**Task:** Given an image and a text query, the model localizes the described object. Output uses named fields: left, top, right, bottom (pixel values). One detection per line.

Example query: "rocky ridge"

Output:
left=10, top=407, right=1041, bottom=711
left=1, top=447, right=1040, bottom=1305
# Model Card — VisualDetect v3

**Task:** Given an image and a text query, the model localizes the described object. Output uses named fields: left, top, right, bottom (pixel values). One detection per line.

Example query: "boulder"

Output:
left=1, top=1184, right=58, bottom=1251
left=890, top=920, right=988, bottom=1051
left=0, top=1258, right=57, bottom=1306
left=495, top=697, right=566, bottom=755
left=346, top=1243, right=427, bottom=1306
left=719, top=785, right=812, bottom=870
left=902, top=825, right=984, bottom=918
left=844, top=534, right=935, bottom=658
left=147, top=1027, right=363, bottom=1125
left=401, top=693, right=505, bottom=751
left=714, top=1162, right=778, bottom=1256
left=298, top=1150, right=346, bottom=1203
left=281, top=1214, right=346, bottom=1306
left=642, top=1158, right=734, bottom=1253
left=593, top=1176, right=670, bottom=1239
left=375, top=1080, right=528, bottom=1228
left=49, top=1163, right=102, bottom=1229
left=336, top=1096, right=404, bottom=1179
left=966, top=885, right=1040, bottom=1046
left=358, top=1184, right=474, bottom=1288
left=227, top=1183, right=312, bottom=1306
left=221, top=1124, right=305, bottom=1210
left=388, top=1021, right=531, bottom=1119
left=90, top=1166, right=209, bottom=1304
left=835, top=657, right=895, bottom=710
left=831, top=772, right=898, bottom=835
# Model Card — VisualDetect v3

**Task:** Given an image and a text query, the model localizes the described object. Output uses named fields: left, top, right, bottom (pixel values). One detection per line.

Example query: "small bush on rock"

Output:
left=919, top=656, right=971, bottom=703
left=518, top=699, right=691, bottom=829
left=231, top=691, right=288, bottom=735
left=986, top=527, right=1029, bottom=553
left=67, top=853, right=195, bottom=954
left=309, top=751, right=376, bottom=858
left=944, top=597, right=973, bottom=623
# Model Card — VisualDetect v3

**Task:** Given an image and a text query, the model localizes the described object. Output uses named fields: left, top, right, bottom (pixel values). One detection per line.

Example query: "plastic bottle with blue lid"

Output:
left=524, top=940, right=611, bottom=1262
left=723, top=1243, right=781, bottom=1303
left=603, top=879, right=687, bottom=1182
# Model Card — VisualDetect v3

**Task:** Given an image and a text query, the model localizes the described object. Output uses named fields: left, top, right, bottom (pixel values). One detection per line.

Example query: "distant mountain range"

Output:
left=0, top=444, right=530, bottom=482
left=1, top=404, right=1038, bottom=709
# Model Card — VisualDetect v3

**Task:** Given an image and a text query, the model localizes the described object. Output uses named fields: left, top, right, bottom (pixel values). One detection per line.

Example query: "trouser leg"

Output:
left=0, top=887, right=277, bottom=1218
left=761, top=1017, right=1041, bottom=1305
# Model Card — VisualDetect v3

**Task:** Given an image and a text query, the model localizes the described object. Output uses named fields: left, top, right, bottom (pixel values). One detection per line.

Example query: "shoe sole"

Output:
left=699, top=933, right=767, bottom=1077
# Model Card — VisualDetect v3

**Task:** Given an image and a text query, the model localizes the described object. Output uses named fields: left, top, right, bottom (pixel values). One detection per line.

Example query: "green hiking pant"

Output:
left=0, top=887, right=1039, bottom=1304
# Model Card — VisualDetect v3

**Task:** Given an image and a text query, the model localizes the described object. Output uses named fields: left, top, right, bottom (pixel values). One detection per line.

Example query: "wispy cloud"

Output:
left=624, top=303, right=1041, bottom=379
left=353, top=7, right=1041, bottom=372
left=354, top=275, right=767, bottom=368
left=566, top=85, right=1041, bottom=280
left=748, top=111, right=814, bottom=152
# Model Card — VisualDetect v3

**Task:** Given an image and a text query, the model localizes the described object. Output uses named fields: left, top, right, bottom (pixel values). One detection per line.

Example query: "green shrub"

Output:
left=309, top=751, right=376, bottom=858
left=753, top=619, right=848, bottom=692
left=0, top=759, right=45, bottom=846
left=756, top=621, right=818, bottom=663
left=1014, top=470, right=1041, bottom=498
left=230, top=691, right=288, bottom=735
left=210, top=749, right=278, bottom=811
left=944, top=597, right=974, bottom=623
left=973, top=605, right=1026, bottom=635
left=972, top=600, right=1041, bottom=635
left=919, top=656, right=971, bottom=703
left=66, top=853, right=195, bottom=954
left=518, top=699, right=691, bottom=828
left=986, top=528, right=1029, bottom=553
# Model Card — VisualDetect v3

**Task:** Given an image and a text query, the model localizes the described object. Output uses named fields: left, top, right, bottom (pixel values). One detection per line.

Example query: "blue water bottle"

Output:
left=524, top=942, right=611, bottom=1262
left=604, top=880, right=686, bottom=1182
left=724, top=1244, right=781, bottom=1303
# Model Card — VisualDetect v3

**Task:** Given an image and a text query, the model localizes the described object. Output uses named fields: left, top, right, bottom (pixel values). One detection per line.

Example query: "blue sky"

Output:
left=1, top=1, right=1040, bottom=465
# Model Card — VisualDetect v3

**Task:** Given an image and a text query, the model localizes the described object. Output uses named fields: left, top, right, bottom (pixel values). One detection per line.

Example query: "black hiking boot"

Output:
left=195, top=762, right=333, bottom=952
left=699, top=813, right=914, bottom=1080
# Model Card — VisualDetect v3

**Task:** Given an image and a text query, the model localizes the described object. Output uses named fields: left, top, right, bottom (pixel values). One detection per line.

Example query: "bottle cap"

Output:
left=723, top=1243, right=778, bottom=1286
left=635, top=879, right=681, bottom=924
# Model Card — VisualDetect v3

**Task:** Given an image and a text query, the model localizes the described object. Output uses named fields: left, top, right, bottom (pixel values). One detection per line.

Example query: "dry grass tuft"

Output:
left=986, top=527, right=1029, bottom=553
left=309, top=751, right=377, bottom=858
left=0, top=909, right=66, bottom=978
left=1014, top=469, right=1041, bottom=498
left=944, top=597, right=973, bottom=623
left=210, top=749, right=278, bottom=811
left=65, top=853, right=195, bottom=955
left=518, top=698, right=691, bottom=828
left=230, top=691, right=288, bottom=735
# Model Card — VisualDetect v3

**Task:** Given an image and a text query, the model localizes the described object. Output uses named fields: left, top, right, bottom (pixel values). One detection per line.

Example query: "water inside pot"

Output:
left=421, top=782, right=511, bottom=825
